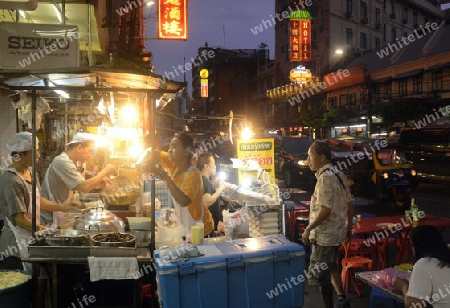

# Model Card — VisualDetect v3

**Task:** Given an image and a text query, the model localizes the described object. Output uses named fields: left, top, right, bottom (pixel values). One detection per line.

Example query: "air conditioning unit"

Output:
left=346, top=11, right=353, bottom=18
left=402, top=18, right=408, bottom=24
left=414, top=23, right=420, bottom=28
left=390, top=13, right=396, bottom=19
left=375, top=23, right=382, bottom=29
left=361, top=17, right=369, bottom=24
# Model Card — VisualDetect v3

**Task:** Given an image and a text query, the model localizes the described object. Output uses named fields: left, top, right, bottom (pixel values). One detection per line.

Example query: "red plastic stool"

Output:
left=341, top=256, right=373, bottom=296
left=141, top=283, right=158, bottom=307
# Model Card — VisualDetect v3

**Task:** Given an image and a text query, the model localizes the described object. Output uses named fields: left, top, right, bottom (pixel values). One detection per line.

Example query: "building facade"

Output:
left=269, top=0, right=444, bottom=137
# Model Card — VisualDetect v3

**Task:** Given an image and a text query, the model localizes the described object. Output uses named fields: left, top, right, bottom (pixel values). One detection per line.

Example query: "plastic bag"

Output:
left=372, top=268, right=410, bottom=291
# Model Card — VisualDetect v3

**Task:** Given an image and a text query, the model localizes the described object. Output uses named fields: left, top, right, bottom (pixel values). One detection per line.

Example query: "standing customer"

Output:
left=394, top=225, right=450, bottom=308
left=302, top=140, right=354, bottom=308
left=41, top=132, right=116, bottom=228
left=0, top=132, right=79, bottom=271
left=197, top=152, right=226, bottom=234
left=152, top=133, right=214, bottom=237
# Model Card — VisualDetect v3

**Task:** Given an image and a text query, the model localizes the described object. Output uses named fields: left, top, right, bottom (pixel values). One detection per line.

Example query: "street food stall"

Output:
left=0, top=67, right=186, bottom=307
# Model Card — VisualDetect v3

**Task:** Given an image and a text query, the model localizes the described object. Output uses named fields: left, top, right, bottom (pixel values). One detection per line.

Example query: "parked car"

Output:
left=274, top=137, right=314, bottom=188
left=396, top=125, right=450, bottom=188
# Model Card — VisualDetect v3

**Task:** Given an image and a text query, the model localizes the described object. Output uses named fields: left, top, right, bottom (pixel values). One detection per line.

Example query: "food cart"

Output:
left=0, top=67, right=185, bottom=307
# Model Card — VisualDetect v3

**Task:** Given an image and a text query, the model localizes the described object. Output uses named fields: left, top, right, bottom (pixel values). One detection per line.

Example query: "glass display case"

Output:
left=219, top=163, right=283, bottom=239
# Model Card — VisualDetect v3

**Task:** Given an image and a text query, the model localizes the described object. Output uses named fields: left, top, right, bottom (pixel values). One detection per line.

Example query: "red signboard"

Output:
left=158, top=0, right=188, bottom=40
left=290, top=19, right=311, bottom=62
left=201, top=84, right=208, bottom=98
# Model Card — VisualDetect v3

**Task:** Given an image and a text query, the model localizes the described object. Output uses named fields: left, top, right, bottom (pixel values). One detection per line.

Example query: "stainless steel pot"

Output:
left=73, top=207, right=126, bottom=233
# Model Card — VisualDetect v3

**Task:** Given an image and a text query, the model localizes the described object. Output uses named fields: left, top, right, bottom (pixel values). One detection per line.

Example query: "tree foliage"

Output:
left=377, top=98, right=426, bottom=127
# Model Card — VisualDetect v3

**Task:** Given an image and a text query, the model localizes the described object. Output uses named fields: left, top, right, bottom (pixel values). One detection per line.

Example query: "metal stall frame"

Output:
left=0, top=66, right=186, bottom=258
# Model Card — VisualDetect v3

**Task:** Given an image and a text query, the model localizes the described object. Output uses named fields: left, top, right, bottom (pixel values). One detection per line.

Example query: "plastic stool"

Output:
left=370, top=287, right=400, bottom=308
left=341, top=256, right=373, bottom=296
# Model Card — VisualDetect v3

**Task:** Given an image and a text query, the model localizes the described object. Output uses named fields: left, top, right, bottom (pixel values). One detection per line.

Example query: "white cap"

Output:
left=65, top=132, right=97, bottom=147
left=6, top=132, right=36, bottom=153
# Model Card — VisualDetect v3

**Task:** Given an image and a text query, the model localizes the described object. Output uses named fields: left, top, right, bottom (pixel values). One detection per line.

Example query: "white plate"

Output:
left=376, top=223, right=397, bottom=229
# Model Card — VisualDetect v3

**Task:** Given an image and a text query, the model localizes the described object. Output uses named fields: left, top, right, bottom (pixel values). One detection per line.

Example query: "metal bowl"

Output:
left=34, top=229, right=90, bottom=246
left=91, top=232, right=136, bottom=247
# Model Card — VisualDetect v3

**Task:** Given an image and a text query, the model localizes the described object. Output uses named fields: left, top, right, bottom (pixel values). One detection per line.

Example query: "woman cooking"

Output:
left=152, top=133, right=214, bottom=238
left=0, top=132, right=80, bottom=271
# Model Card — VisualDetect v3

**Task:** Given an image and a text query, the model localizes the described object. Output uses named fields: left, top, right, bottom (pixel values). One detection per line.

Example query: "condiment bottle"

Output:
left=410, top=198, right=419, bottom=222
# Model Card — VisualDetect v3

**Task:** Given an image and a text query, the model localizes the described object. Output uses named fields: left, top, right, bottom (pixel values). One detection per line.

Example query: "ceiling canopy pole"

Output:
left=31, top=90, right=37, bottom=236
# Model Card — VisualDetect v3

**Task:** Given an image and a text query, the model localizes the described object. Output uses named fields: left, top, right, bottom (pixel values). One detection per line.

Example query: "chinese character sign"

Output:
left=158, top=0, right=188, bottom=40
left=290, top=18, right=311, bottom=62
left=236, top=138, right=275, bottom=180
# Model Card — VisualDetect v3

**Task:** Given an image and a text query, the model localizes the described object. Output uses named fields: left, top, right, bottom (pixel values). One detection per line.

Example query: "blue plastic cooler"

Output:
left=154, top=235, right=305, bottom=308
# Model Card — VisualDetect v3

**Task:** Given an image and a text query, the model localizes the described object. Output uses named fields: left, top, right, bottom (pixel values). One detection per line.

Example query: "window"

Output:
left=360, top=1, right=367, bottom=18
left=391, top=27, right=397, bottom=41
left=374, top=37, right=381, bottom=49
left=432, top=71, right=443, bottom=91
left=360, top=91, right=367, bottom=104
left=347, top=93, right=357, bottom=105
left=346, top=0, right=353, bottom=13
left=413, top=12, right=418, bottom=25
left=328, top=97, right=337, bottom=107
left=413, top=76, right=422, bottom=94
left=390, top=1, right=395, bottom=14
left=360, top=32, right=367, bottom=49
left=403, top=32, right=408, bottom=39
left=402, top=7, right=408, bottom=23
left=346, top=28, right=353, bottom=45
left=375, top=7, right=381, bottom=23
left=339, top=94, right=346, bottom=106
left=384, top=82, right=392, bottom=99
left=398, top=79, right=407, bottom=97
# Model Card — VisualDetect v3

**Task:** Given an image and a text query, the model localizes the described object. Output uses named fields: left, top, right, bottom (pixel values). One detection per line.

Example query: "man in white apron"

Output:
left=40, top=132, right=116, bottom=228
left=0, top=132, right=80, bottom=271
left=151, top=133, right=214, bottom=238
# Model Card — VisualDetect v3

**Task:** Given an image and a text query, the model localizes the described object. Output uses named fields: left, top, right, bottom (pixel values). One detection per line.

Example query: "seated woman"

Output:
left=394, top=225, right=450, bottom=308
left=152, top=133, right=214, bottom=237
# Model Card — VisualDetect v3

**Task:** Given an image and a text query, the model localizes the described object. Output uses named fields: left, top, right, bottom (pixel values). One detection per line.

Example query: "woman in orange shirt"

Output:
left=153, top=133, right=213, bottom=237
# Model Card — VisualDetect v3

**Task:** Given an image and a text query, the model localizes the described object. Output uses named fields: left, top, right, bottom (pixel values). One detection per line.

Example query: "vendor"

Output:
left=197, top=152, right=226, bottom=235
left=0, top=132, right=80, bottom=271
left=152, top=133, right=214, bottom=237
left=40, top=132, right=116, bottom=228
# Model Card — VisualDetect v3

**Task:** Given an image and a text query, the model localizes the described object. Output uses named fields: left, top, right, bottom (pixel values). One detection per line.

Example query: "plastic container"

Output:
left=0, top=270, right=32, bottom=308
left=154, top=234, right=305, bottom=308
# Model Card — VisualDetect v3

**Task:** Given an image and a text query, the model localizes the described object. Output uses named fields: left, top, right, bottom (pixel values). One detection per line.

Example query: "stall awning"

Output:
left=0, top=67, right=186, bottom=93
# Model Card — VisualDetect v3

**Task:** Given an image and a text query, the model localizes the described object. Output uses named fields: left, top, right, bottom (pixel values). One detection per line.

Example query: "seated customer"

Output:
left=197, top=152, right=226, bottom=235
left=394, top=225, right=450, bottom=308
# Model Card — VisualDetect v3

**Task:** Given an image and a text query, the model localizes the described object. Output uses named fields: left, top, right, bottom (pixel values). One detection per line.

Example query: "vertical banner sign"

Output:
left=200, top=79, right=208, bottom=98
left=158, top=0, right=188, bottom=40
left=236, top=138, right=275, bottom=181
left=289, top=10, right=312, bottom=62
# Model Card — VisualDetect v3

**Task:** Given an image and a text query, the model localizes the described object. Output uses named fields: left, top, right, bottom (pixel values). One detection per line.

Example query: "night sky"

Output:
left=145, top=1, right=449, bottom=94
left=145, top=0, right=275, bottom=93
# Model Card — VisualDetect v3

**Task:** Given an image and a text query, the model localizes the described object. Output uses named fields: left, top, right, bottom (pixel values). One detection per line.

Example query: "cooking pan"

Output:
left=34, top=229, right=90, bottom=246
left=91, top=232, right=136, bottom=247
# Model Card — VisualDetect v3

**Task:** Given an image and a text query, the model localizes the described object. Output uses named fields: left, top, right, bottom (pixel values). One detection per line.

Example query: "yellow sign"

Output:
left=236, top=138, right=275, bottom=181
left=200, top=69, right=209, bottom=79
left=290, top=66, right=312, bottom=83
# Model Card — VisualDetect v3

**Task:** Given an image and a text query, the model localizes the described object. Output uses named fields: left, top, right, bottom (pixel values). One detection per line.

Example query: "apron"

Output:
left=43, top=152, right=73, bottom=228
left=171, top=165, right=204, bottom=235
left=3, top=167, right=40, bottom=272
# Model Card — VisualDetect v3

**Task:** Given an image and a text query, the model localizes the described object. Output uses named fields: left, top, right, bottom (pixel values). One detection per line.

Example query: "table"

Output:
left=23, top=247, right=154, bottom=308
left=351, top=214, right=450, bottom=267
left=355, top=270, right=406, bottom=303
